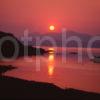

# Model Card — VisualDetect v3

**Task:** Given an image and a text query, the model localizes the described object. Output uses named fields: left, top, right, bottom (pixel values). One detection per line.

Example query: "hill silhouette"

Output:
left=31, top=31, right=100, bottom=48
left=0, top=31, right=47, bottom=59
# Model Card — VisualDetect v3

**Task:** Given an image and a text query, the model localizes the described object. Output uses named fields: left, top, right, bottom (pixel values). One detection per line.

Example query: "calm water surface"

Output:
left=0, top=47, right=100, bottom=93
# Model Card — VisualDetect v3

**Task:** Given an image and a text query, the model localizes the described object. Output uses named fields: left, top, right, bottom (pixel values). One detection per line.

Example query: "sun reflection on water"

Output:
left=48, top=49, right=55, bottom=76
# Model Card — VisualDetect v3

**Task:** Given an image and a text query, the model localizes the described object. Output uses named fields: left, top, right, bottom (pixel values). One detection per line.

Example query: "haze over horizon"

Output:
left=0, top=0, right=100, bottom=35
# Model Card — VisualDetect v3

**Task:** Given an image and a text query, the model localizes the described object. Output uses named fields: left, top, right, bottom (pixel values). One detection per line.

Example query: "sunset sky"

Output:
left=0, top=0, right=100, bottom=35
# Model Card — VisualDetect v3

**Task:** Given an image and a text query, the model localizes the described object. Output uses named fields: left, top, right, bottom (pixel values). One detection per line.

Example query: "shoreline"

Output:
left=0, top=65, right=100, bottom=99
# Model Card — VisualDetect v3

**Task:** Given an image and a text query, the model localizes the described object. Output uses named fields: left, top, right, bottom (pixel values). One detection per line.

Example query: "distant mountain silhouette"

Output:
left=0, top=31, right=47, bottom=60
left=31, top=31, right=100, bottom=48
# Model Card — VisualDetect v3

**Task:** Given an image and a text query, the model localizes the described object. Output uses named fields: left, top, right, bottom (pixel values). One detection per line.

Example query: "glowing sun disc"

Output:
left=49, top=25, right=55, bottom=31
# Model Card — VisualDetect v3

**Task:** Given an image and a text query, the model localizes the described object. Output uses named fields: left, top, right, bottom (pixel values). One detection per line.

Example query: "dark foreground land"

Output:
left=0, top=66, right=100, bottom=100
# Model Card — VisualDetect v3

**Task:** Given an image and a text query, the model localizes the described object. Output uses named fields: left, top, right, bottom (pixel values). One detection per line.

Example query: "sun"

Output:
left=49, top=25, right=55, bottom=31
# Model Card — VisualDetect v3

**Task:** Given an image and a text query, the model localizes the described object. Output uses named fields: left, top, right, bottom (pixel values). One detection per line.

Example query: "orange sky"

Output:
left=0, top=0, right=100, bottom=35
